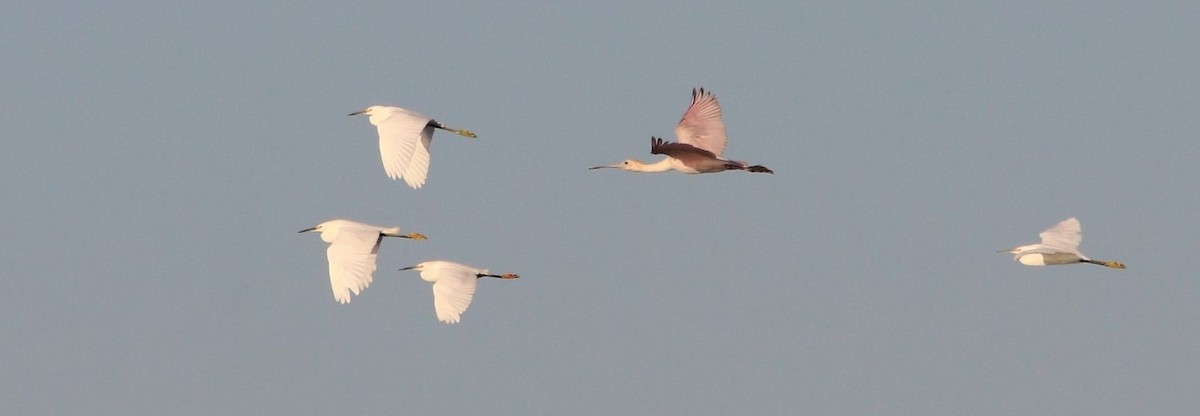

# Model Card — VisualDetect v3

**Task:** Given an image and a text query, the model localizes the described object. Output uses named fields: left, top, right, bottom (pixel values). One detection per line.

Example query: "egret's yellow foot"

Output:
left=406, top=233, right=428, bottom=240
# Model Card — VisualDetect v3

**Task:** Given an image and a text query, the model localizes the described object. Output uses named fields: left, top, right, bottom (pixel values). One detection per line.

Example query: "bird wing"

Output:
left=402, top=125, right=433, bottom=189
left=325, top=228, right=382, bottom=304
left=673, top=88, right=727, bottom=157
left=650, top=137, right=731, bottom=171
left=376, top=109, right=434, bottom=188
left=428, top=264, right=478, bottom=324
left=1038, top=217, right=1083, bottom=253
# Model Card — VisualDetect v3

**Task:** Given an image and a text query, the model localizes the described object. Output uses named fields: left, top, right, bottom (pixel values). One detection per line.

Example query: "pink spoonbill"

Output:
left=590, top=88, right=773, bottom=174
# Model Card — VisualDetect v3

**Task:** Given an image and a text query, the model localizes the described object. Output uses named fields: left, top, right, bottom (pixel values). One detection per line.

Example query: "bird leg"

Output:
left=401, top=233, right=428, bottom=240
left=726, top=161, right=773, bottom=174
left=477, top=273, right=520, bottom=279
left=450, top=128, right=477, bottom=138
left=1085, top=259, right=1126, bottom=269
left=430, top=120, right=478, bottom=138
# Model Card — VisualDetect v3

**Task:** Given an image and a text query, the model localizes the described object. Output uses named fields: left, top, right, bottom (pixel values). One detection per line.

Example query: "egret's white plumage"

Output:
left=590, top=88, right=772, bottom=174
left=300, top=219, right=427, bottom=303
left=349, top=105, right=476, bottom=188
left=400, top=260, right=519, bottom=324
left=1000, top=217, right=1125, bottom=269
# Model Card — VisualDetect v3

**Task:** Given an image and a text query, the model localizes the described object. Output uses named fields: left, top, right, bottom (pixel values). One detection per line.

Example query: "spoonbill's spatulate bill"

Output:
left=399, top=260, right=519, bottom=324
left=590, top=88, right=773, bottom=174
left=1000, top=217, right=1125, bottom=269
left=300, top=219, right=428, bottom=303
left=349, top=105, right=476, bottom=189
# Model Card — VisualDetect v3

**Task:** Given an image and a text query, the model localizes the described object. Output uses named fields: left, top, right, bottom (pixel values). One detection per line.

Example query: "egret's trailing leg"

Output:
left=1084, top=259, right=1127, bottom=269
left=431, top=120, right=477, bottom=138
left=476, top=273, right=520, bottom=279
left=379, top=227, right=428, bottom=240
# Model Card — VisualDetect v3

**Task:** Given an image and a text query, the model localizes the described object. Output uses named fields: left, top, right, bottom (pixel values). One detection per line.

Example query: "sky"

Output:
left=2, top=1, right=1198, bottom=414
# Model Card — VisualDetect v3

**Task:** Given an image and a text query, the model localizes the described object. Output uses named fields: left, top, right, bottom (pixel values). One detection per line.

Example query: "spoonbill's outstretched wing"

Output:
left=650, top=136, right=734, bottom=172
left=673, top=88, right=727, bottom=157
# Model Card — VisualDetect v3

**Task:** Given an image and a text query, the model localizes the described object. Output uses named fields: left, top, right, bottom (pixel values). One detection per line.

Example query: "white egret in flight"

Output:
left=590, top=88, right=773, bottom=174
left=349, top=105, right=476, bottom=188
left=400, top=260, right=519, bottom=324
left=300, top=219, right=427, bottom=303
left=1000, top=217, right=1125, bottom=269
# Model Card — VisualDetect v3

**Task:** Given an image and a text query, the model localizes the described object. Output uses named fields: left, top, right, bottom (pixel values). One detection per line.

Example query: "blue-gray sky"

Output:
left=3, top=1, right=1198, bottom=414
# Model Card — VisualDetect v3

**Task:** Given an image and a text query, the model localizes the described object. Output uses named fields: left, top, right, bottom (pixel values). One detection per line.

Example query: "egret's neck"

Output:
left=630, top=158, right=674, bottom=173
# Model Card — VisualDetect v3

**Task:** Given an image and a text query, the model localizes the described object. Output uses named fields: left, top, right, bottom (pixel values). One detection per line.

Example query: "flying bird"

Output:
left=400, top=260, right=519, bottom=324
left=300, top=219, right=427, bottom=303
left=590, top=88, right=773, bottom=174
left=349, top=105, right=476, bottom=188
left=1000, top=217, right=1125, bottom=269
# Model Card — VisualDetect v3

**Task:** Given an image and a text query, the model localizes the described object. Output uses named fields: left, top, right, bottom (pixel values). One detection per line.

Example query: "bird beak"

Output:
left=298, top=227, right=317, bottom=233
left=348, top=110, right=366, bottom=116
left=996, top=248, right=1014, bottom=253
left=588, top=164, right=616, bottom=170
left=399, top=266, right=417, bottom=271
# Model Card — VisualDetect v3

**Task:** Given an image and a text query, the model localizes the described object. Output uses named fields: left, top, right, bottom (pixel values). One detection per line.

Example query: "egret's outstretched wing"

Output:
left=427, top=263, right=478, bottom=324
left=399, top=125, right=433, bottom=189
left=1039, top=217, right=1083, bottom=253
left=376, top=108, right=433, bottom=188
left=326, top=228, right=382, bottom=303
left=673, top=88, right=727, bottom=157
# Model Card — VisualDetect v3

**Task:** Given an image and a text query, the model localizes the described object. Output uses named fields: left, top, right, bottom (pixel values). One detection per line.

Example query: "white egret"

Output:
left=399, top=260, right=519, bottom=324
left=349, top=105, right=477, bottom=188
left=590, top=88, right=773, bottom=174
left=300, top=219, right=427, bottom=303
left=1000, top=217, right=1126, bottom=269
